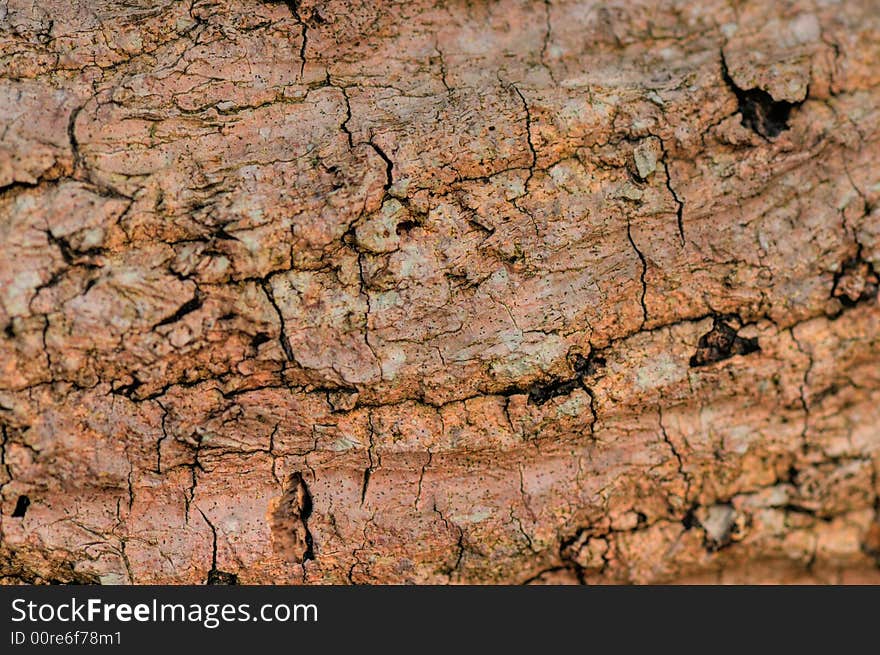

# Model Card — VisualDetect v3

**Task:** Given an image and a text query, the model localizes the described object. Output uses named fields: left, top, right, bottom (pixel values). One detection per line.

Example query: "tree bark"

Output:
left=1, top=0, right=879, bottom=584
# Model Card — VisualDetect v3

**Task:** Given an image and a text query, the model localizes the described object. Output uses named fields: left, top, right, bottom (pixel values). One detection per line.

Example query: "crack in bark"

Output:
left=360, top=410, right=379, bottom=506
left=657, top=137, right=685, bottom=245
left=414, top=448, right=432, bottom=509
left=152, top=291, right=203, bottom=329
left=626, top=218, right=649, bottom=328
left=539, top=0, right=557, bottom=85
left=367, top=139, right=394, bottom=191
left=272, top=1, right=309, bottom=77
left=658, top=405, right=690, bottom=500
left=790, top=328, right=814, bottom=458
left=0, top=425, right=10, bottom=504
left=197, top=507, right=240, bottom=584
left=512, top=84, right=538, bottom=191
left=259, top=278, right=296, bottom=364
left=432, top=502, right=465, bottom=579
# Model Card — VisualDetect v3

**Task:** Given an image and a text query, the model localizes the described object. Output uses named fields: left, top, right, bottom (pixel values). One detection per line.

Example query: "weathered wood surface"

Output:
left=1, top=0, right=879, bottom=584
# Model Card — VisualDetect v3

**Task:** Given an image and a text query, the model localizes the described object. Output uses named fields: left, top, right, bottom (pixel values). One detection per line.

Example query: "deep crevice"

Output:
left=368, top=140, right=394, bottom=191
left=518, top=352, right=605, bottom=406
left=626, top=219, right=649, bottom=328
left=12, top=495, right=30, bottom=518
left=271, top=1, right=309, bottom=77
left=689, top=314, right=760, bottom=367
left=720, top=51, right=799, bottom=139
left=153, top=294, right=203, bottom=329
left=259, top=278, right=296, bottom=363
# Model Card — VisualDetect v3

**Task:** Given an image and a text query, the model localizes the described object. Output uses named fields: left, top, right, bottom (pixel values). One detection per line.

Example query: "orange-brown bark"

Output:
left=1, top=0, right=879, bottom=584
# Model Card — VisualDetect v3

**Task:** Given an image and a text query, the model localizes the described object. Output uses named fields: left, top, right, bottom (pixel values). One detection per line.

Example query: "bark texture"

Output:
left=1, top=0, right=879, bottom=584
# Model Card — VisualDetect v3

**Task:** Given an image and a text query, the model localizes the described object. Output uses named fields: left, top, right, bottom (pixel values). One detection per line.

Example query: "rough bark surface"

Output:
left=1, top=0, right=879, bottom=584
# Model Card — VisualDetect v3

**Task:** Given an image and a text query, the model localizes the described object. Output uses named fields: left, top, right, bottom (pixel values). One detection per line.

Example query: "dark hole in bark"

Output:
left=831, top=256, right=879, bottom=306
left=12, top=495, right=30, bottom=517
left=681, top=506, right=698, bottom=530
left=520, top=353, right=605, bottom=405
left=206, top=570, right=239, bottom=585
left=251, top=332, right=271, bottom=347
left=570, top=353, right=606, bottom=377
left=360, top=468, right=371, bottom=504
left=734, top=88, right=794, bottom=138
left=528, top=378, right=580, bottom=405
left=396, top=219, right=421, bottom=235
left=112, top=378, right=142, bottom=398
left=689, top=315, right=760, bottom=367
left=526, top=353, right=605, bottom=405
left=721, top=55, right=798, bottom=138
